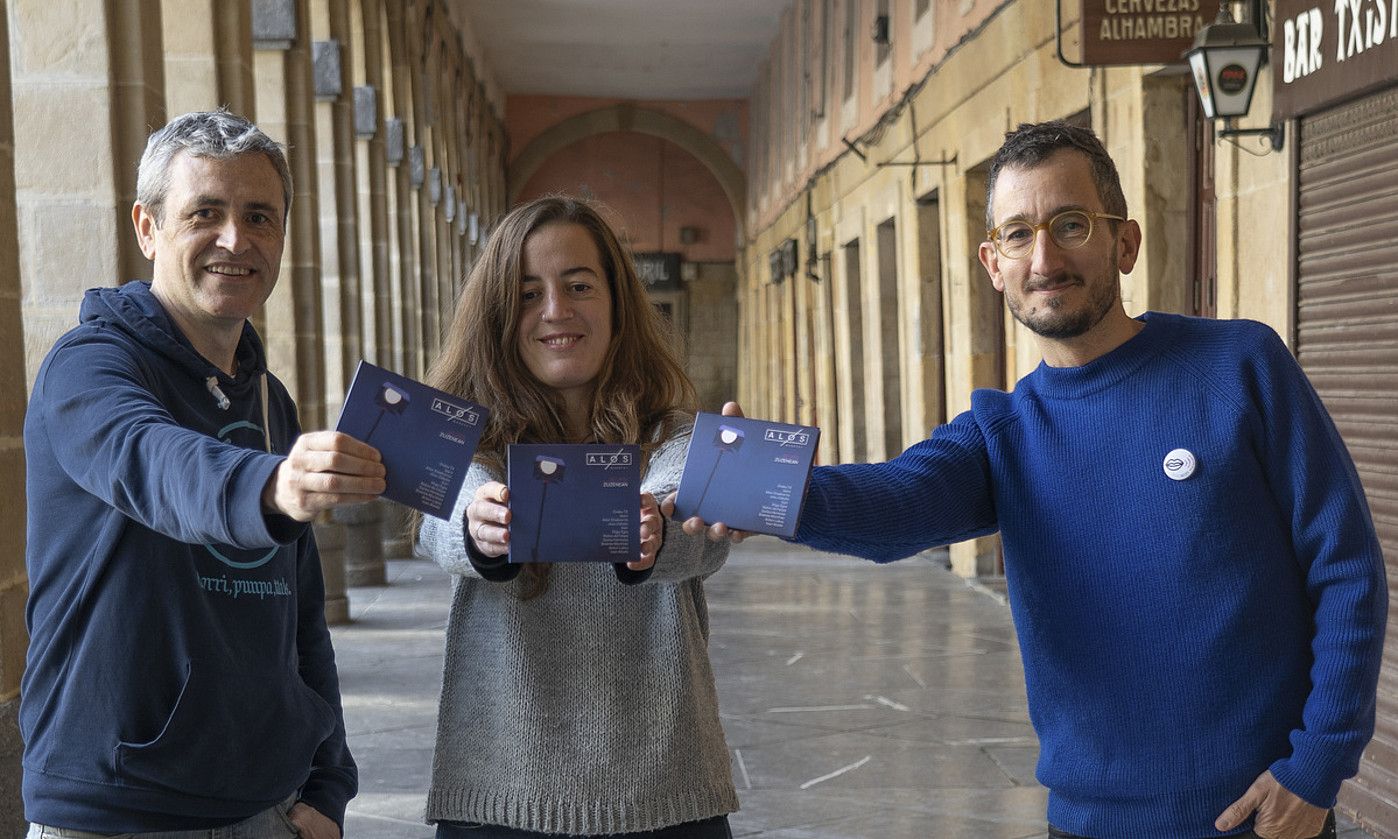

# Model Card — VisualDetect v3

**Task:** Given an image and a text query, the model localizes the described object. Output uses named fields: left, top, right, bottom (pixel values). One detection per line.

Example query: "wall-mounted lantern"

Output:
left=1184, top=2, right=1284, bottom=151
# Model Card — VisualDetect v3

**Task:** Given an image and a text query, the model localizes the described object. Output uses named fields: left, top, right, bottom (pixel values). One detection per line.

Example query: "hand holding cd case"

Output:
left=335, top=361, right=488, bottom=519
left=672, top=413, right=820, bottom=538
left=506, top=444, right=640, bottom=563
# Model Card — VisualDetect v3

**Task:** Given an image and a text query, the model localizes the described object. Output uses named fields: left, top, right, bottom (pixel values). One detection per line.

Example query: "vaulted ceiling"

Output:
left=452, top=0, right=790, bottom=99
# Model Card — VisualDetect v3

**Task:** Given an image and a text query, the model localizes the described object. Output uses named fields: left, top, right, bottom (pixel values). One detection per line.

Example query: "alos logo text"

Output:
left=432, top=398, right=480, bottom=426
left=585, top=450, right=634, bottom=469
left=764, top=429, right=811, bottom=447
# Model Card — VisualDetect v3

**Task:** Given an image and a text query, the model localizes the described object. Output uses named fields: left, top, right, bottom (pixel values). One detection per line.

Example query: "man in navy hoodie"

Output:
left=21, top=111, right=385, bottom=837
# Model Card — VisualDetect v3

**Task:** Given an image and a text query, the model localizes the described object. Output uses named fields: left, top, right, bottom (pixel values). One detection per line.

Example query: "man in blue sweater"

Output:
left=22, top=111, right=386, bottom=837
left=679, top=122, right=1385, bottom=839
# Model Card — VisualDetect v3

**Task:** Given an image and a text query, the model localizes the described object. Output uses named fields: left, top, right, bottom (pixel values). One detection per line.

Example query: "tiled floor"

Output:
left=333, top=539, right=1372, bottom=838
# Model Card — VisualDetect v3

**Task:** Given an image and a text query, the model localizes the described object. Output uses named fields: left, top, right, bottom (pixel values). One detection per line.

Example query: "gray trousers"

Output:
left=25, top=795, right=300, bottom=838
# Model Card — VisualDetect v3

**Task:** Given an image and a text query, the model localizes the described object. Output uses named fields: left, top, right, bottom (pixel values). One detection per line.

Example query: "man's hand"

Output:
left=287, top=801, right=340, bottom=839
left=466, top=481, right=511, bottom=557
left=662, top=401, right=754, bottom=543
left=631, top=492, right=663, bottom=571
left=262, top=431, right=386, bottom=522
left=1215, top=770, right=1328, bottom=839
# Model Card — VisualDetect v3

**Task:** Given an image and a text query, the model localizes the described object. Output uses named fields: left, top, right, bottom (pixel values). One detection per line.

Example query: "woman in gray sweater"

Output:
left=416, top=196, right=739, bottom=838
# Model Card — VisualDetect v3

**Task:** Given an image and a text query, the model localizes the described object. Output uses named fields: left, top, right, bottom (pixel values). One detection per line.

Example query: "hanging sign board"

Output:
left=635, top=252, right=683, bottom=292
left=1273, top=0, right=1398, bottom=119
left=1078, top=0, right=1210, bottom=66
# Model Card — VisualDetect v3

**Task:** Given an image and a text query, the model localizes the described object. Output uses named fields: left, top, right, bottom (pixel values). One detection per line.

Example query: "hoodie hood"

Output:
left=79, top=281, right=269, bottom=385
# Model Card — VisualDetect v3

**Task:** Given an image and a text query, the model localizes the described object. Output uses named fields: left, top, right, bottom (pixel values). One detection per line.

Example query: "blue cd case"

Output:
left=335, top=360, right=488, bottom=519
left=672, top=413, right=820, bottom=538
left=506, top=443, right=641, bottom=563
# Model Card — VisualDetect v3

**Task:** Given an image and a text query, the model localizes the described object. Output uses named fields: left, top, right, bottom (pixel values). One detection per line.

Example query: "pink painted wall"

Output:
left=506, top=95, right=748, bottom=172
left=516, top=131, right=737, bottom=262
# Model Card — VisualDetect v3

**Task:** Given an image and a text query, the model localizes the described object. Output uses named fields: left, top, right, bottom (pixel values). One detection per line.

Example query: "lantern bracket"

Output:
left=1217, top=119, right=1284, bottom=152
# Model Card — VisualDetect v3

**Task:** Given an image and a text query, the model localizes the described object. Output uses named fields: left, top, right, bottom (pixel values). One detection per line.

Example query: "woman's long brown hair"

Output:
left=417, top=196, right=697, bottom=598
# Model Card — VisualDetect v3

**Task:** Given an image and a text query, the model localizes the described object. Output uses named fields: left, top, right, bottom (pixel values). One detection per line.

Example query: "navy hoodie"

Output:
left=21, top=282, right=357, bottom=831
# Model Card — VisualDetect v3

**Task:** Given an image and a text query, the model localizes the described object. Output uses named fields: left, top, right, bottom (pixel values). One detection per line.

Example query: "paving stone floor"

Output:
left=333, top=539, right=1371, bottom=839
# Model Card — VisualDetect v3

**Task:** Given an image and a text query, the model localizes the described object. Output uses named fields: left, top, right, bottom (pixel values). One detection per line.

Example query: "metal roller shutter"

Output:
left=1296, top=84, right=1398, bottom=836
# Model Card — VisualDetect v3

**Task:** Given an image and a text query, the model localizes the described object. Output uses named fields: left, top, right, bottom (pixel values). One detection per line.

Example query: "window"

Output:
left=785, top=13, right=797, bottom=156
left=843, top=0, right=857, bottom=102
left=816, top=0, right=833, bottom=119
left=800, top=0, right=811, bottom=129
left=875, top=0, right=890, bottom=67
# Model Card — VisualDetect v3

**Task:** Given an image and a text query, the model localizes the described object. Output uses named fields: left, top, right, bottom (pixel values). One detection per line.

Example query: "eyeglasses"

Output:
left=986, top=210, right=1125, bottom=260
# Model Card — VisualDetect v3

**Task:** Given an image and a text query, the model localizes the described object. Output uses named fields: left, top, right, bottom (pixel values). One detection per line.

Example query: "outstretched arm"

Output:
left=667, top=402, right=998, bottom=563
left=794, top=409, right=997, bottom=562
left=37, top=338, right=382, bottom=549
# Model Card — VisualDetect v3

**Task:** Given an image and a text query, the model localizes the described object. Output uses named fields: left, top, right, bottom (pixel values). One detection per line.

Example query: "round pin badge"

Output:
left=1162, top=448, right=1196, bottom=481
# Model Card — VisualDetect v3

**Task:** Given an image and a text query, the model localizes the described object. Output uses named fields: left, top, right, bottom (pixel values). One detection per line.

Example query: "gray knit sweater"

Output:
left=417, top=426, right=739, bottom=834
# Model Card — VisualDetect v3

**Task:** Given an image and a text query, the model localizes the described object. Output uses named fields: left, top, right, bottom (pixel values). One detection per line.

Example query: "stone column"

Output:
left=309, top=0, right=360, bottom=421
left=354, top=0, right=391, bottom=368
left=335, top=501, right=386, bottom=586
left=0, top=4, right=28, bottom=828
left=213, top=0, right=258, bottom=117
left=254, top=0, right=328, bottom=427
left=438, top=55, right=454, bottom=346
left=380, top=498, right=412, bottom=560
left=794, top=251, right=815, bottom=428
left=162, top=0, right=256, bottom=117
left=384, top=0, right=421, bottom=377
left=10, top=0, right=164, bottom=383
left=252, top=0, right=348, bottom=621
left=311, top=519, right=348, bottom=622
left=312, top=0, right=384, bottom=586
left=405, top=6, right=438, bottom=367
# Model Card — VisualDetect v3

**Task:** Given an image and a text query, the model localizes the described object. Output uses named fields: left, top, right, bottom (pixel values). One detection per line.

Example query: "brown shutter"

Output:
left=1296, top=83, right=1398, bottom=837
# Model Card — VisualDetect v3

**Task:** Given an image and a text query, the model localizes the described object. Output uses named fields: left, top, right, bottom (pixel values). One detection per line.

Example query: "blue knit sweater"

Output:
left=795, top=312, right=1386, bottom=838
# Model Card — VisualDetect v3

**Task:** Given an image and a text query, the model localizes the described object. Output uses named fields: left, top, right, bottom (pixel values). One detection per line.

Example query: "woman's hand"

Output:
left=631, top=492, right=663, bottom=571
left=661, top=491, right=751, bottom=543
left=466, top=481, right=511, bottom=557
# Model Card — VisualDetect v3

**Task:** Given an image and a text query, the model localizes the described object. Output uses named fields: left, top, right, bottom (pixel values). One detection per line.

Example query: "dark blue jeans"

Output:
left=436, top=815, right=732, bottom=839
left=1048, top=810, right=1337, bottom=839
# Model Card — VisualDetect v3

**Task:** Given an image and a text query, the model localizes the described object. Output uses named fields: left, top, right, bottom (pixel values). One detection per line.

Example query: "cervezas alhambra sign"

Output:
left=1079, top=0, right=1210, bottom=65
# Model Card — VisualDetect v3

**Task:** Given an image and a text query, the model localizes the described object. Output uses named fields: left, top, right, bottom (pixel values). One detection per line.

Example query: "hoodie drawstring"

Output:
left=207, top=375, right=272, bottom=453
left=260, top=375, right=272, bottom=453
left=205, top=376, right=230, bottom=411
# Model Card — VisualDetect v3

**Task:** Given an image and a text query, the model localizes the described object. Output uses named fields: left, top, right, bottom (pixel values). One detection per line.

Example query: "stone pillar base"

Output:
left=1, top=696, right=23, bottom=834
left=336, top=502, right=386, bottom=587
left=313, top=519, right=351, bottom=625
left=949, top=535, right=1001, bottom=578
left=380, top=499, right=413, bottom=560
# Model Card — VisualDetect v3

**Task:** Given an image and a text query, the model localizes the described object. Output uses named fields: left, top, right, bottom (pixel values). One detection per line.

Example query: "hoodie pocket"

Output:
left=115, top=661, right=337, bottom=801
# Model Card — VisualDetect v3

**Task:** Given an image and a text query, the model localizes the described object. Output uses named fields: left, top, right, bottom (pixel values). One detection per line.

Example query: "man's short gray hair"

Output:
left=136, top=109, right=292, bottom=227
